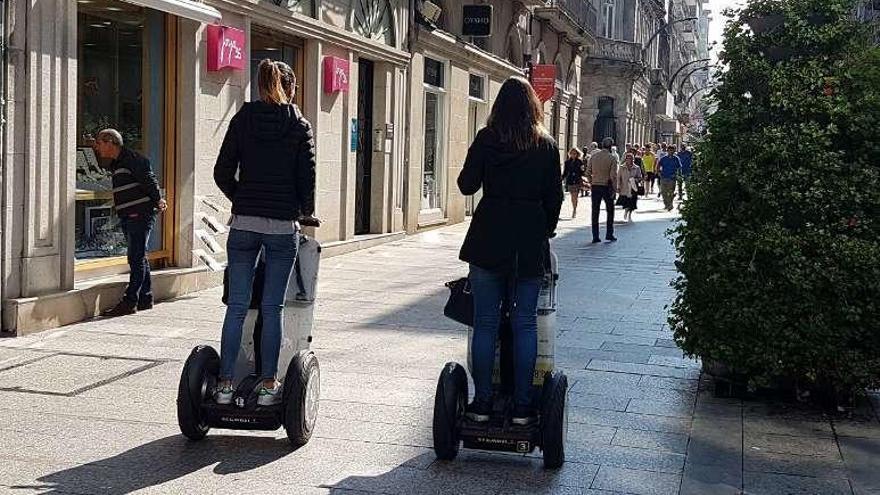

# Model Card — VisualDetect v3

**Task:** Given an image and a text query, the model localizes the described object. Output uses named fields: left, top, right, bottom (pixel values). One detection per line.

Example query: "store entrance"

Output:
left=355, top=59, right=374, bottom=235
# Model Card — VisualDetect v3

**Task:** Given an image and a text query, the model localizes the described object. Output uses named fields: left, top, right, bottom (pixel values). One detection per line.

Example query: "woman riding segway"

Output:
left=212, top=59, right=317, bottom=405
left=457, top=77, right=564, bottom=426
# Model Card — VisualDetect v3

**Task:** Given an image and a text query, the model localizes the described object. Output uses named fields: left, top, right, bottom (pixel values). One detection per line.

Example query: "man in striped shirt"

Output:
left=94, top=129, right=167, bottom=317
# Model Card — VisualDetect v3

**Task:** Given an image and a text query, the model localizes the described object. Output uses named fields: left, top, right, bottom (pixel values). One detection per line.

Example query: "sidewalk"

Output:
left=0, top=195, right=877, bottom=494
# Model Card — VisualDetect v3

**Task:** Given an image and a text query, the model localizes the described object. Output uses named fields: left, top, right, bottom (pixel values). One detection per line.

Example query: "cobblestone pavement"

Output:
left=0, top=195, right=878, bottom=494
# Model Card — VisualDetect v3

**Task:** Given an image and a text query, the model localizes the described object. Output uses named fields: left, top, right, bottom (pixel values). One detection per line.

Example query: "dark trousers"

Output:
left=591, top=185, right=615, bottom=240
left=121, top=213, right=155, bottom=303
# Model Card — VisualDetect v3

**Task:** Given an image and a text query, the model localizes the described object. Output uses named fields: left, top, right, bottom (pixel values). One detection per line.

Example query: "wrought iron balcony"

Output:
left=533, top=0, right=599, bottom=45
left=589, top=37, right=644, bottom=65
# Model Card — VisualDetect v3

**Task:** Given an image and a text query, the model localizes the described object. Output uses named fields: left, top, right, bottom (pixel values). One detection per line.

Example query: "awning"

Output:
left=123, top=0, right=221, bottom=24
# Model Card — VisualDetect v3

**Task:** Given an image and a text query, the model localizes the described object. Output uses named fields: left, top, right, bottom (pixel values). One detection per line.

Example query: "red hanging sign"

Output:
left=206, top=25, right=246, bottom=72
left=530, top=64, right=556, bottom=103
left=323, top=56, right=350, bottom=93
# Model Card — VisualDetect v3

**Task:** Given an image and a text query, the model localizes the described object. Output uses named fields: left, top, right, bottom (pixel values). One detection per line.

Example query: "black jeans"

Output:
left=121, top=213, right=155, bottom=303
left=591, top=185, right=615, bottom=240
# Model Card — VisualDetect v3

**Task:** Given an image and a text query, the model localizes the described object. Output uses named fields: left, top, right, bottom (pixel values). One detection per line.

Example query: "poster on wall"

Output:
left=530, top=64, right=556, bottom=103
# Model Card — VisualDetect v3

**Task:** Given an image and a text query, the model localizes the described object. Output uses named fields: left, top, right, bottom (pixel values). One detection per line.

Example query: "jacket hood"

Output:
left=240, top=101, right=305, bottom=141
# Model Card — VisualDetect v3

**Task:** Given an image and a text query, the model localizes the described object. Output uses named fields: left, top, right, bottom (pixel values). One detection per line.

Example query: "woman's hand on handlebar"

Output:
left=298, top=215, right=321, bottom=228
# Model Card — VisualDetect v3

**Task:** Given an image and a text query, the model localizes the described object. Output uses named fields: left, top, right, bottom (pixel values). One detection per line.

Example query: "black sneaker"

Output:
left=137, top=297, right=154, bottom=311
left=591, top=238, right=602, bottom=244
left=511, top=406, right=537, bottom=426
left=465, top=400, right=491, bottom=422
left=605, top=235, right=618, bottom=242
left=102, top=299, right=137, bottom=317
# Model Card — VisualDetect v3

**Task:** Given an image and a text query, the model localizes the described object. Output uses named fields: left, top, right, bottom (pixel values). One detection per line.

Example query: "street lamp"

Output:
left=669, top=58, right=711, bottom=90
left=677, top=64, right=718, bottom=101
left=640, top=17, right=699, bottom=67
left=684, top=84, right=719, bottom=108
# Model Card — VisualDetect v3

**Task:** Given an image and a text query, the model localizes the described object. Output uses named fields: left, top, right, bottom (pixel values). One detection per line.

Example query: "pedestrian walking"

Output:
left=677, top=143, right=694, bottom=203
left=610, top=145, right=621, bottom=166
left=213, top=59, right=317, bottom=406
left=563, top=148, right=585, bottom=218
left=657, top=144, right=681, bottom=211
left=96, top=129, right=167, bottom=317
left=641, top=144, right=657, bottom=194
left=581, top=142, right=599, bottom=198
left=457, top=76, right=563, bottom=425
left=616, top=152, right=643, bottom=223
left=586, top=137, right=619, bottom=243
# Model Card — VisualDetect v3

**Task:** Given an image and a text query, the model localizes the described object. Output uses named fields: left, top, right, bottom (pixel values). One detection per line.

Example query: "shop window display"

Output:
left=76, top=2, right=166, bottom=263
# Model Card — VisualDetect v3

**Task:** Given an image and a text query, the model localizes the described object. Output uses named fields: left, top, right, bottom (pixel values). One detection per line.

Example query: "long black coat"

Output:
left=458, top=128, right=563, bottom=278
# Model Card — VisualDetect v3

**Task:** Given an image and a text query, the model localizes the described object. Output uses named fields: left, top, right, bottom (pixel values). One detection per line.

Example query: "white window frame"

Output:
left=419, top=54, right=449, bottom=223
left=602, top=0, right=616, bottom=39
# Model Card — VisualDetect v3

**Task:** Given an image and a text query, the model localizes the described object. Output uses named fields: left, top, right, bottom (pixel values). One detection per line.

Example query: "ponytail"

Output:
left=257, top=59, right=288, bottom=105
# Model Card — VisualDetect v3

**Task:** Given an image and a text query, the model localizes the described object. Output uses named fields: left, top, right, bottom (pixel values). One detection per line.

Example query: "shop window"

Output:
left=422, top=58, right=445, bottom=213
left=76, top=3, right=175, bottom=270
left=250, top=27, right=304, bottom=109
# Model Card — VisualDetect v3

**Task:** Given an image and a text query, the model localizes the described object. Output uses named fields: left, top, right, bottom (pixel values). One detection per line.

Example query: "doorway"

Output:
left=355, top=59, right=374, bottom=235
left=593, top=96, right=617, bottom=144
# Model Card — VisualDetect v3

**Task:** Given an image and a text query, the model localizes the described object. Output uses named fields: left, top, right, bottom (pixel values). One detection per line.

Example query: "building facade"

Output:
left=405, top=0, right=594, bottom=229
left=580, top=0, right=666, bottom=149
left=2, top=0, right=411, bottom=334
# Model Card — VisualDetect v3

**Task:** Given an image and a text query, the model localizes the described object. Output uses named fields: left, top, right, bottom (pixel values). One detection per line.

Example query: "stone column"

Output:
left=3, top=0, right=77, bottom=300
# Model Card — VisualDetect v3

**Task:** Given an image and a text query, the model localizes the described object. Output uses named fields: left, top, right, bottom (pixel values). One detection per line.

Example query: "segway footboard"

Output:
left=460, top=420, right=541, bottom=454
left=201, top=375, right=283, bottom=431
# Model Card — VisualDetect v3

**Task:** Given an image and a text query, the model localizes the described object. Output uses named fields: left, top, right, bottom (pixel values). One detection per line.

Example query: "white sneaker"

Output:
left=215, top=384, right=234, bottom=405
left=257, top=382, right=283, bottom=406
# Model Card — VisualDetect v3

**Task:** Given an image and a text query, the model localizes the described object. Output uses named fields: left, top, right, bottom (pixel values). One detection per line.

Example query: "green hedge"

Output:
left=670, top=0, right=880, bottom=396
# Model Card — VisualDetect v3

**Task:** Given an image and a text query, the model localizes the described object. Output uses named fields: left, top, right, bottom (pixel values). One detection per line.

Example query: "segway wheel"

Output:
left=432, top=362, right=468, bottom=461
left=177, top=345, right=219, bottom=441
left=540, top=371, right=568, bottom=469
left=283, top=351, right=320, bottom=446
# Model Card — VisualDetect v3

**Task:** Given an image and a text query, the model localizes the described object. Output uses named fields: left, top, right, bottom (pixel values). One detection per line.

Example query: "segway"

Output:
left=177, top=217, right=322, bottom=446
left=433, top=245, right=568, bottom=468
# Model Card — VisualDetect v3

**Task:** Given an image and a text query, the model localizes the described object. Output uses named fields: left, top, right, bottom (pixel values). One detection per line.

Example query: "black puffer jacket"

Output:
left=458, top=127, right=563, bottom=278
left=214, top=101, right=316, bottom=220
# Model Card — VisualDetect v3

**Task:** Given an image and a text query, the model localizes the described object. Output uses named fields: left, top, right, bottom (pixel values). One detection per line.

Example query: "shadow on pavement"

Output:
left=12, top=434, right=296, bottom=494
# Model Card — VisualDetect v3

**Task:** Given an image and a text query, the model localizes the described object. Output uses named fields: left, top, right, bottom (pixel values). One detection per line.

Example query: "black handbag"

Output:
left=443, top=277, right=474, bottom=326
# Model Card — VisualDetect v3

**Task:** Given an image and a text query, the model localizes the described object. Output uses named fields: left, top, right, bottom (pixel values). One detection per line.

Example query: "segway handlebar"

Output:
left=298, top=215, right=321, bottom=228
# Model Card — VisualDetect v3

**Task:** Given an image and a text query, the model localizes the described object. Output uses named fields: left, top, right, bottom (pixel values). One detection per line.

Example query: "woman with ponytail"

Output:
left=213, top=59, right=316, bottom=405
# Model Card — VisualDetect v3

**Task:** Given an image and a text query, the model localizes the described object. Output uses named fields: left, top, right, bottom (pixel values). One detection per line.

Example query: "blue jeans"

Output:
left=121, top=213, right=155, bottom=303
left=469, top=265, right=541, bottom=407
left=220, top=229, right=298, bottom=381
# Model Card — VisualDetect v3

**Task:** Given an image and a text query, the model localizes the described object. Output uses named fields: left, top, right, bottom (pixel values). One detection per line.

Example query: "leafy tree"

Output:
left=670, top=0, right=880, bottom=399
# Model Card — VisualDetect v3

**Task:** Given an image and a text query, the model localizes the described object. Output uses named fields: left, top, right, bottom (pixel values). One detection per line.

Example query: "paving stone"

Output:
left=834, top=419, right=880, bottom=439
left=744, top=416, right=833, bottom=438
left=744, top=449, right=848, bottom=479
left=743, top=471, right=853, bottom=495
left=839, top=436, right=880, bottom=493
left=567, top=392, right=631, bottom=411
left=638, top=375, right=699, bottom=392
left=687, top=418, right=743, bottom=468
left=590, top=465, right=682, bottom=495
left=612, top=428, right=689, bottom=454
left=744, top=432, right=840, bottom=457
left=587, top=360, right=700, bottom=380
left=568, top=407, right=693, bottom=434
left=627, top=396, right=695, bottom=418
left=569, top=444, right=686, bottom=474
left=680, top=462, right=742, bottom=495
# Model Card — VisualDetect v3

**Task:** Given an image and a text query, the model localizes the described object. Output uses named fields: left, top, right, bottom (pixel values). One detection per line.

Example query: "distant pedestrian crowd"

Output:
left=562, top=138, right=693, bottom=243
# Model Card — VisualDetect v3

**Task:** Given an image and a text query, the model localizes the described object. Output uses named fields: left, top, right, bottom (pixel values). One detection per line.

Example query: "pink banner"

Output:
left=207, top=25, right=246, bottom=72
left=323, top=56, right=350, bottom=93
